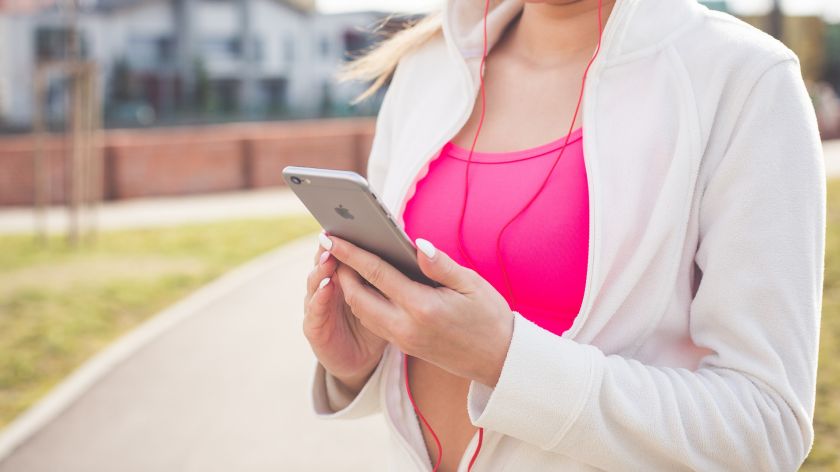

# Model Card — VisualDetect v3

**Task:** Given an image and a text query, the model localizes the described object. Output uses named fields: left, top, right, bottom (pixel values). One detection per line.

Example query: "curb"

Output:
left=0, top=232, right=318, bottom=463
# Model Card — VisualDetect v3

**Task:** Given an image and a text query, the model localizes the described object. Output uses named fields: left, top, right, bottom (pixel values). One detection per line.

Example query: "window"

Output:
left=202, top=37, right=239, bottom=60
left=283, top=36, right=295, bottom=64
left=127, top=36, right=173, bottom=68
left=262, top=78, right=288, bottom=112
left=320, top=36, right=330, bottom=58
left=35, top=27, right=89, bottom=61
left=157, top=37, right=175, bottom=64
left=213, top=36, right=262, bottom=62
left=253, top=38, right=263, bottom=62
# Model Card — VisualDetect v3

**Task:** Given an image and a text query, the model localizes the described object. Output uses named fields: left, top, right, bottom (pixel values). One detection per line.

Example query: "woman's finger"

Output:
left=312, top=230, right=331, bottom=265
left=313, top=246, right=327, bottom=265
left=414, top=237, right=479, bottom=295
left=309, top=273, right=334, bottom=309
left=307, top=253, right=337, bottom=296
left=334, top=263, right=399, bottom=340
left=321, top=233, right=427, bottom=307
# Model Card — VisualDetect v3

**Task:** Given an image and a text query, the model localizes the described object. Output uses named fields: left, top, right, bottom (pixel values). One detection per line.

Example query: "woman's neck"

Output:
left=496, top=0, right=617, bottom=67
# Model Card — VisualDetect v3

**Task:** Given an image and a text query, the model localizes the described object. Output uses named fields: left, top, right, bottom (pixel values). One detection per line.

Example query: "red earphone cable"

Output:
left=455, top=0, right=492, bottom=273
left=404, top=352, right=484, bottom=472
left=457, top=1, right=604, bottom=306
left=404, top=353, right=443, bottom=471
left=405, top=1, right=604, bottom=470
left=467, top=426, right=484, bottom=471
left=494, top=0, right=604, bottom=308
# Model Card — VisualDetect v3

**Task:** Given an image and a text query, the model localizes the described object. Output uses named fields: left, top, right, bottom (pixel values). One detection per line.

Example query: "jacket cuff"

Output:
left=324, top=367, right=360, bottom=412
left=311, top=346, right=388, bottom=419
left=466, top=310, right=603, bottom=449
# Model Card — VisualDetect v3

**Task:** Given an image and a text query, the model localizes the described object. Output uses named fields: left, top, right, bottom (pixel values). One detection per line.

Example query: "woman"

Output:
left=303, top=0, right=825, bottom=470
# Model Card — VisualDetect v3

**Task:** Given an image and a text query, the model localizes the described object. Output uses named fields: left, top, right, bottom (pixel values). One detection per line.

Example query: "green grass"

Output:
left=0, top=216, right=319, bottom=429
left=803, top=178, right=840, bottom=470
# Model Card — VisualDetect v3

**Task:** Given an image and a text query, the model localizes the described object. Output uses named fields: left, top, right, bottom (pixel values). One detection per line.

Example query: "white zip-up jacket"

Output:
left=310, top=0, right=826, bottom=470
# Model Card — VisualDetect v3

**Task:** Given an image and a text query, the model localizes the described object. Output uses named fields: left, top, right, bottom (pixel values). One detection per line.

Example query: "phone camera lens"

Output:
left=290, top=176, right=302, bottom=185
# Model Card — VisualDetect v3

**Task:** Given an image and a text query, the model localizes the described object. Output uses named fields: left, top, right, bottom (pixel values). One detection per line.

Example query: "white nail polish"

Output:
left=416, top=238, right=436, bottom=258
left=318, top=276, right=331, bottom=290
left=318, top=232, right=333, bottom=251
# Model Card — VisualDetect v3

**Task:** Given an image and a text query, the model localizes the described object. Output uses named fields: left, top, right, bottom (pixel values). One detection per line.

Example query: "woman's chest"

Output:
left=401, top=131, right=589, bottom=336
left=383, top=55, right=703, bottom=347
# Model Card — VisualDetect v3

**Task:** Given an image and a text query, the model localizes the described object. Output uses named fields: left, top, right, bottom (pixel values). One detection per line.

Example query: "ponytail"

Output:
left=337, top=11, right=443, bottom=104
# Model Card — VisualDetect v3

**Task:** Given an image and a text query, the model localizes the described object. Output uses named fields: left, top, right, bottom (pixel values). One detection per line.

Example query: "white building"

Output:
left=0, top=0, right=391, bottom=127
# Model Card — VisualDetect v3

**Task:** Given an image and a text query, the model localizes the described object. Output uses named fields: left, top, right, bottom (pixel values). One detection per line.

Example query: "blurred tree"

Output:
left=238, top=0, right=259, bottom=118
left=769, top=0, right=782, bottom=40
left=827, top=23, right=840, bottom=94
left=173, top=0, right=196, bottom=112
left=193, top=57, right=211, bottom=114
left=320, top=80, right=334, bottom=117
left=110, top=57, right=136, bottom=102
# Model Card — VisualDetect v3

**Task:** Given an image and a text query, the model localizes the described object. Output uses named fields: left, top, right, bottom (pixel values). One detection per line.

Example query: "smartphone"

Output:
left=282, top=165, right=440, bottom=288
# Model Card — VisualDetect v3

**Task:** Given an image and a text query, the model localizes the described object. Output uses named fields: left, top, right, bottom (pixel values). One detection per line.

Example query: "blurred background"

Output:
left=0, top=0, right=838, bottom=471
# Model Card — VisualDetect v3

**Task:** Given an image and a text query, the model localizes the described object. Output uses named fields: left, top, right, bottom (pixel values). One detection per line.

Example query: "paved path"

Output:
left=824, top=139, right=840, bottom=178
left=0, top=234, right=389, bottom=472
left=0, top=188, right=308, bottom=235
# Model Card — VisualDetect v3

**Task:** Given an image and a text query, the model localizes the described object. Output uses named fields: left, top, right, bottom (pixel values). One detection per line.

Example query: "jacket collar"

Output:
left=442, top=0, right=705, bottom=70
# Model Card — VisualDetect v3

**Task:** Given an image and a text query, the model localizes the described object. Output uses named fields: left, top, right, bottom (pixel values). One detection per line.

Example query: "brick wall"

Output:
left=0, top=135, right=70, bottom=206
left=0, top=118, right=375, bottom=206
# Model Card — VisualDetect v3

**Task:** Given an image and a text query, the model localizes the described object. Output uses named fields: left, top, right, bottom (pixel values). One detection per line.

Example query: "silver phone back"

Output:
left=283, top=166, right=438, bottom=287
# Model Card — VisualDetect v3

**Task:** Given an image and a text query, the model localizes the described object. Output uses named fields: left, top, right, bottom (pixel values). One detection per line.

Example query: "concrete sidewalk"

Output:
left=825, top=139, right=840, bottom=177
left=0, top=187, right=309, bottom=235
left=0, top=234, right=389, bottom=472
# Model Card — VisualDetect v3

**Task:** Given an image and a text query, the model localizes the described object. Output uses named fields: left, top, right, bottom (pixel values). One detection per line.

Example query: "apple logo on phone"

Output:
left=335, top=204, right=354, bottom=220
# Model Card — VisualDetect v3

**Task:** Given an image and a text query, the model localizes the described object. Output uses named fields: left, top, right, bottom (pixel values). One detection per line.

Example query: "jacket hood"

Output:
left=443, top=0, right=706, bottom=64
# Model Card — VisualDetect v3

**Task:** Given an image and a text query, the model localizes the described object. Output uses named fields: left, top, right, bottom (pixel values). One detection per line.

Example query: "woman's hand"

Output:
left=302, top=231, right=388, bottom=394
left=321, top=233, right=515, bottom=387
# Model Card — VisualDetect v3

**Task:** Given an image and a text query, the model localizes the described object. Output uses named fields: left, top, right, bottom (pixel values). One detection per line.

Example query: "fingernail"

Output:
left=319, top=251, right=330, bottom=265
left=318, top=232, right=333, bottom=251
left=318, top=276, right=331, bottom=290
left=416, top=238, right=436, bottom=259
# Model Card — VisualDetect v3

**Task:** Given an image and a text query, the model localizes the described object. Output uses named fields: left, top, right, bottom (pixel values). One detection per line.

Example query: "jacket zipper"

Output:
left=382, top=43, right=483, bottom=470
left=560, top=64, right=598, bottom=342
left=385, top=0, right=632, bottom=465
left=385, top=55, right=480, bottom=472
left=380, top=347, right=436, bottom=471
left=559, top=0, right=633, bottom=340
left=389, top=34, right=588, bottom=472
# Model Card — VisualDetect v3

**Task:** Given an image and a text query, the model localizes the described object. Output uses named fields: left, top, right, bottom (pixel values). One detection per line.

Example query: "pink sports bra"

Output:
left=401, top=127, right=588, bottom=336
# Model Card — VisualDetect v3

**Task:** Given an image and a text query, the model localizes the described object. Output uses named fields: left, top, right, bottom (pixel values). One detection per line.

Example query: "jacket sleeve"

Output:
left=311, top=344, right=391, bottom=419
left=310, top=60, right=404, bottom=419
left=465, top=57, right=825, bottom=470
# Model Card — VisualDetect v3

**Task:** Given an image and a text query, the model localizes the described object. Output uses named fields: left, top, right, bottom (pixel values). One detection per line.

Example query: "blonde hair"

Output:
left=337, top=11, right=443, bottom=104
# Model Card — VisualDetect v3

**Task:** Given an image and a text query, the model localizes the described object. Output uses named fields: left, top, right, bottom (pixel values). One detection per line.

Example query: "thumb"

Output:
left=415, top=238, right=476, bottom=294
